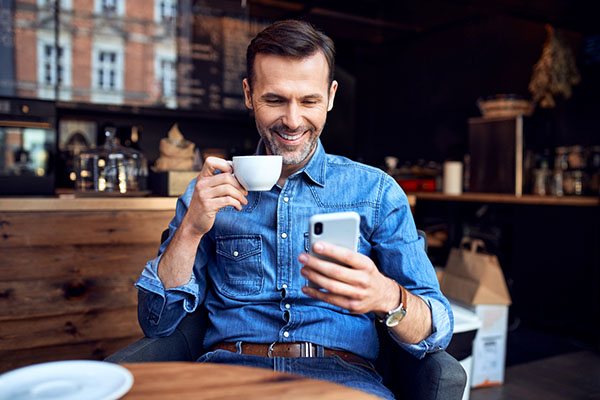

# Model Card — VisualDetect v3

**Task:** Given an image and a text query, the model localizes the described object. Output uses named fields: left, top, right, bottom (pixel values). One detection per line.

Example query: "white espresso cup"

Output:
left=228, top=155, right=283, bottom=191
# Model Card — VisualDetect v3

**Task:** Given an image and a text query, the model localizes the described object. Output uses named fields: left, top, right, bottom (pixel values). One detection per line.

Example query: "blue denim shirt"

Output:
left=135, top=140, right=453, bottom=360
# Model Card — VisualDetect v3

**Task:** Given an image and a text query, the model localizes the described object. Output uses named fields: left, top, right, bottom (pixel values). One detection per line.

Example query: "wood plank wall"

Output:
left=0, top=209, right=174, bottom=373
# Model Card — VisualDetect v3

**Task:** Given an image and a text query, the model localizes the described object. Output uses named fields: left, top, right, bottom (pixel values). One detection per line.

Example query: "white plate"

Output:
left=0, top=360, right=133, bottom=400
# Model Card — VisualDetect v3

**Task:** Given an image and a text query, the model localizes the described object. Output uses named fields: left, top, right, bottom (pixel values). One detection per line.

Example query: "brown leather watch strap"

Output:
left=397, top=282, right=408, bottom=313
left=377, top=281, right=408, bottom=323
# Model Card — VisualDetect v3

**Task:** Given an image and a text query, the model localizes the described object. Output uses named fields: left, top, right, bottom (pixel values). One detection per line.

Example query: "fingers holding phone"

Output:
left=300, top=211, right=398, bottom=314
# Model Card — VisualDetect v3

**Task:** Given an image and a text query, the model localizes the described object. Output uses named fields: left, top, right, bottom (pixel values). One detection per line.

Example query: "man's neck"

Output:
left=278, top=163, right=304, bottom=187
left=277, top=148, right=318, bottom=187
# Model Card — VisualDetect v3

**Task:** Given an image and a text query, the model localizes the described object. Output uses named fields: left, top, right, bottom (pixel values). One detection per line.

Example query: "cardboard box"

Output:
left=448, top=300, right=509, bottom=388
left=470, top=304, right=509, bottom=387
left=439, top=238, right=512, bottom=387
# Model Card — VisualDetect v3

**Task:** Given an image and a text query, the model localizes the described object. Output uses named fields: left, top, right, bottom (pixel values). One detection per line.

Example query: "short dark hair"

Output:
left=246, top=20, right=335, bottom=91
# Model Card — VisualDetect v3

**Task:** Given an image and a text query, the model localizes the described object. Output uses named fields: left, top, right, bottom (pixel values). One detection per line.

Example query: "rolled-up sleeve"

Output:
left=134, top=178, right=210, bottom=337
left=391, top=296, right=453, bottom=358
left=373, top=175, right=454, bottom=358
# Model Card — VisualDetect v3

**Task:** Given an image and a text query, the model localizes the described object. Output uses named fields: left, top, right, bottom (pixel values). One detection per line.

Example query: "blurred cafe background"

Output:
left=0, top=0, right=599, bottom=398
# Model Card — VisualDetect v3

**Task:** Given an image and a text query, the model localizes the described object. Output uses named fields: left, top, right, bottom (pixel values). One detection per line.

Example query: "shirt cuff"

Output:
left=391, top=297, right=453, bottom=359
left=134, top=255, right=201, bottom=324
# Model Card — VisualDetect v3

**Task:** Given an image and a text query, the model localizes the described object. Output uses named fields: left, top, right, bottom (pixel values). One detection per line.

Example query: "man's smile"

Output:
left=273, top=129, right=308, bottom=143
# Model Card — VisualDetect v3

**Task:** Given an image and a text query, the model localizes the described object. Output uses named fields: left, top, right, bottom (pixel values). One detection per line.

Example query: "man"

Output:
left=136, top=20, right=453, bottom=399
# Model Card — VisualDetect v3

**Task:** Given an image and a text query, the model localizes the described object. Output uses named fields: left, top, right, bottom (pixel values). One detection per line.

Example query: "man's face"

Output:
left=243, top=52, right=337, bottom=169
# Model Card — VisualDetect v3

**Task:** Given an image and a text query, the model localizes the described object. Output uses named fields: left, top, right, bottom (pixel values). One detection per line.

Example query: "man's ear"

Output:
left=243, top=78, right=253, bottom=109
left=327, top=80, right=338, bottom=111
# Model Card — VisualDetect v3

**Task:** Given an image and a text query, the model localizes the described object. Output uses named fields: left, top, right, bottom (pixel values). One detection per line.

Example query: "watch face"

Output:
left=385, top=307, right=407, bottom=327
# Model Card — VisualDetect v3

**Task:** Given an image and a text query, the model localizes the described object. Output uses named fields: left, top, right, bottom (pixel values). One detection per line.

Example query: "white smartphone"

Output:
left=307, top=211, right=360, bottom=289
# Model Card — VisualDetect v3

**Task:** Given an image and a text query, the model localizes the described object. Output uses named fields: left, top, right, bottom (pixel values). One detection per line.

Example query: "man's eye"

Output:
left=266, top=99, right=281, bottom=104
left=303, top=100, right=317, bottom=105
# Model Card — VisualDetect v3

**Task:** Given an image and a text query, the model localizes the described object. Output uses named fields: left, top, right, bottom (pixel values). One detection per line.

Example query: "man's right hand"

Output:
left=158, top=157, right=248, bottom=289
left=181, top=156, right=249, bottom=238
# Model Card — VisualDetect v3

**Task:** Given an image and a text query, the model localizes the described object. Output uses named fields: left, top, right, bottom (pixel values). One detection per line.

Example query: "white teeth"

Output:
left=279, top=132, right=303, bottom=140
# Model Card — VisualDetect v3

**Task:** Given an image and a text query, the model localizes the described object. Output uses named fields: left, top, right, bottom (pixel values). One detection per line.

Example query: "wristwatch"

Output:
left=378, top=282, right=408, bottom=327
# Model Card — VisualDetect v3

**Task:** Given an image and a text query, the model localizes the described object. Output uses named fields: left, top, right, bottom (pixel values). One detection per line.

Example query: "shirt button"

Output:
left=285, top=303, right=291, bottom=309
left=282, top=284, right=288, bottom=289
left=281, top=232, right=287, bottom=239
left=283, top=196, right=289, bottom=202
left=233, top=251, right=239, bottom=257
left=283, top=331, right=290, bottom=338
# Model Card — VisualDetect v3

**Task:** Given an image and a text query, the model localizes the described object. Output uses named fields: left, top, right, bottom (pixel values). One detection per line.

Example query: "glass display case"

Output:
left=75, top=127, right=148, bottom=195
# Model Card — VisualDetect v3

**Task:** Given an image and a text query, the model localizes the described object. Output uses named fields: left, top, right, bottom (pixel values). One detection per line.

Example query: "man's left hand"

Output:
left=299, top=242, right=399, bottom=314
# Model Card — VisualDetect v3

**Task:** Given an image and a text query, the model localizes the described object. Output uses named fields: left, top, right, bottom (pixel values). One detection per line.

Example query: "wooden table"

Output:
left=120, top=362, right=380, bottom=400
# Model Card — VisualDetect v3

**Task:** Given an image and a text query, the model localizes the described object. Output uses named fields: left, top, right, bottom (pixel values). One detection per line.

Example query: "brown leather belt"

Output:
left=211, top=342, right=374, bottom=371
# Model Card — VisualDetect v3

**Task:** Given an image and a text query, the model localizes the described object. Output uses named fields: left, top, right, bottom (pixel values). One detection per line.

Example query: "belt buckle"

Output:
left=300, top=342, right=315, bottom=357
left=267, top=342, right=276, bottom=358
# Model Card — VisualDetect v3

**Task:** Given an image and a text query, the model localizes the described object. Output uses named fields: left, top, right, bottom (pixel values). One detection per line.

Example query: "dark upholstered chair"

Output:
left=106, top=230, right=466, bottom=400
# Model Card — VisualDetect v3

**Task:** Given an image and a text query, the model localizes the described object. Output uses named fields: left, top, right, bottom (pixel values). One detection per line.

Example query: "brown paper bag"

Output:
left=440, top=238, right=511, bottom=305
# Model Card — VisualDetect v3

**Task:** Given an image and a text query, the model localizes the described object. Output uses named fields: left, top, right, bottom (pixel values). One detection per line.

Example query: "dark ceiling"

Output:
left=247, top=0, right=599, bottom=42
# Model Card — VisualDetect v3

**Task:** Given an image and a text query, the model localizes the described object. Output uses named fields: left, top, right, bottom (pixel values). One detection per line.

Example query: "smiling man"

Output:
left=243, top=50, right=337, bottom=181
left=135, top=20, right=453, bottom=400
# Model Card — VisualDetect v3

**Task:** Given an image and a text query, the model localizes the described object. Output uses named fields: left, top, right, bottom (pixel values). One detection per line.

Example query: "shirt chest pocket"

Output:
left=215, top=235, right=263, bottom=296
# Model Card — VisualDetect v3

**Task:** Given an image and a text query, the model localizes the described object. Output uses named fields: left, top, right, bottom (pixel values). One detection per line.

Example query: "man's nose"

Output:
left=282, top=103, right=302, bottom=130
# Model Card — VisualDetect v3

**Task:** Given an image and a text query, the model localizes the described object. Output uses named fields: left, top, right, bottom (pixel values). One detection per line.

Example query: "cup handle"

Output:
left=226, top=160, right=234, bottom=176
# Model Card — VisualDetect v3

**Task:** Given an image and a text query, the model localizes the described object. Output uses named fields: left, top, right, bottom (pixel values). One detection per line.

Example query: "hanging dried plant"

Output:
left=528, top=24, right=581, bottom=108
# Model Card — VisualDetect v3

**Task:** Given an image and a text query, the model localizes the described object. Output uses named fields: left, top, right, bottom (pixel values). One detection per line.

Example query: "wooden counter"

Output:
left=0, top=197, right=177, bottom=373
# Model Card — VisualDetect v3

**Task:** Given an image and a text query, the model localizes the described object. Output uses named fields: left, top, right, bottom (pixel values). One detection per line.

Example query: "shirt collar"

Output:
left=301, top=140, right=326, bottom=187
left=254, top=138, right=326, bottom=187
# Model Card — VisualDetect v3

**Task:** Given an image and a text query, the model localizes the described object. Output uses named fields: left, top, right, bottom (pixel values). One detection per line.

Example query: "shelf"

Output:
left=0, top=197, right=178, bottom=211
left=410, top=192, right=600, bottom=207
left=56, top=101, right=254, bottom=123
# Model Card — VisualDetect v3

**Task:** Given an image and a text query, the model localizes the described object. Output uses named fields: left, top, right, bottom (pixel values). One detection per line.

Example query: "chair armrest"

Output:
left=105, top=305, right=208, bottom=363
left=375, top=323, right=467, bottom=400
left=104, top=330, right=194, bottom=363
left=395, top=349, right=467, bottom=400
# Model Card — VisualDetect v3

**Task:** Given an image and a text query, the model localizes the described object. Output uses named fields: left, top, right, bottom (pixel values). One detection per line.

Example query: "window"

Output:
left=101, top=0, right=116, bottom=13
left=154, top=45, right=177, bottom=108
left=36, top=36, right=71, bottom=100
left=94, top=0, right=124, bottom=16
left=158, top=59, right=176, bottom=97
left=91, top=42, right=124, bottom=104
left=156, top=0, right=177, bottom=22
left=97, top=51, right=117, bottom=90
left=37, top=0, right=72, bottom=9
